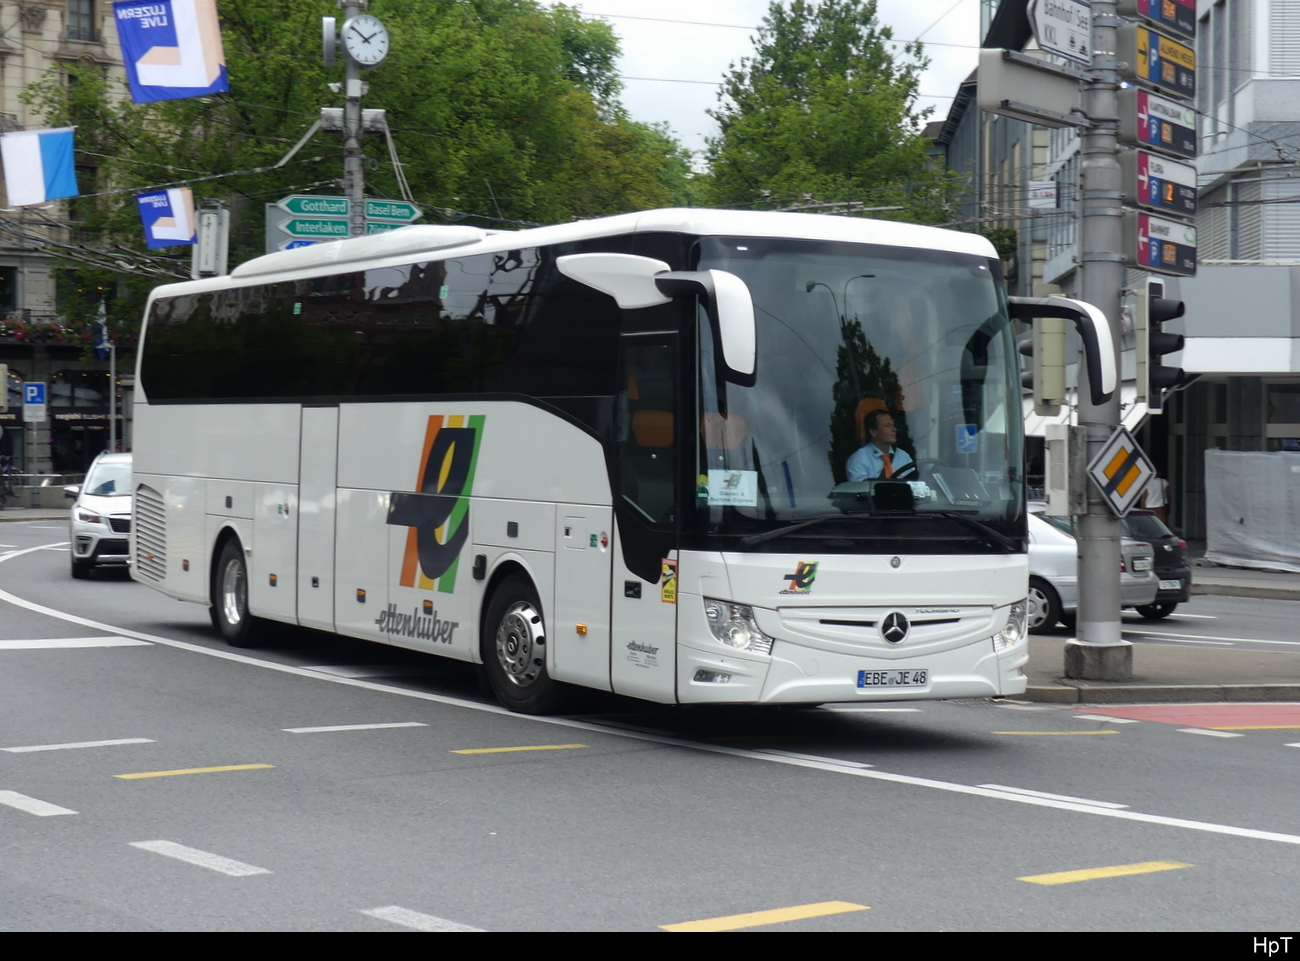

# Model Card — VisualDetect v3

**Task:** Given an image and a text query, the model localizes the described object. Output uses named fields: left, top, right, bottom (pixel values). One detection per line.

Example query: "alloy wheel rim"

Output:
left=495, top=600, right=544, bottom=688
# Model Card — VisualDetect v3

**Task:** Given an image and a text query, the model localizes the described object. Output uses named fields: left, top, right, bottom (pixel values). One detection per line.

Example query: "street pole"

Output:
left=109, top=341, right=116, bottom=454
left=1069, top=0, right=1130, bottom=679
left=342, top=0, right=365, bottom=237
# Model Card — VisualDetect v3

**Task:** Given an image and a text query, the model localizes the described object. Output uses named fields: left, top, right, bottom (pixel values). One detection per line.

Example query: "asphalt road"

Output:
left=3, top=520, right=1300, bottom=933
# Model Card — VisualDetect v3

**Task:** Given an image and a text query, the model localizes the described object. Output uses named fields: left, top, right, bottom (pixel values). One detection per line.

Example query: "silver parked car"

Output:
left=1027, top=511, right=1159, bottom=633
left=65, top=451, right=132, bottom=579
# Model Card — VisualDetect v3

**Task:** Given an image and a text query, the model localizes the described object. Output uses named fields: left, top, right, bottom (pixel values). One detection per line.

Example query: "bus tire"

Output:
left=482, top=574, right=569, bottom=715
left=212, top=537, right=266, bottom=649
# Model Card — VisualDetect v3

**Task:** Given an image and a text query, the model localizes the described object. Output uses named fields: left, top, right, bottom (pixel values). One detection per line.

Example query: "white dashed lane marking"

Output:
left=0, top=791, right=77, bottom=816
left=0, top=636, right=152, bottom=650
left=360, top=906, right=484, bottom=932
left=3, top=737, right=155, bottom=753
left=128, top=840, right=272, bottom=877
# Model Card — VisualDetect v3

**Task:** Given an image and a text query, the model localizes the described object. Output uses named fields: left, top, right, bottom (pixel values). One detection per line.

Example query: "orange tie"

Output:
left=882, top=453, right=893, bottom=478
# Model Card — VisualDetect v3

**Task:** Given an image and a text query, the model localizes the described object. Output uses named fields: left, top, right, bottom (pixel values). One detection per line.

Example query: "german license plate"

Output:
left=1158, top=578, right=1181, bottom=590
left=1134, top=557, right=1152, bottom=571
left=857, top=669, right=927, bottom=688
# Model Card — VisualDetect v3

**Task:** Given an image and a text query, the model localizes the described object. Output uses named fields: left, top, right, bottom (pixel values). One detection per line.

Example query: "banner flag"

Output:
left=94, top=303, right=110, bottom=362
left=114, top=0, right=229, bottom=104
left=0, top=128, right=78, bottom=207
left=136, top=186, right=196, bottom=248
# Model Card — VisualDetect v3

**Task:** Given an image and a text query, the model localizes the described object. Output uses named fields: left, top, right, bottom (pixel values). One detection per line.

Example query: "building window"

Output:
left=1267, top=384, right=1300, bottom=424
left=67, top=1, right=96, bottom=42
left=0, top=267, right=15, bottom=313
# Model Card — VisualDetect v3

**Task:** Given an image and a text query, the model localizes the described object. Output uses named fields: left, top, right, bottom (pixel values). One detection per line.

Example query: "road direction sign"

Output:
left=280, top=218, right=350, bottom=239
left=1087, top=427, right=1155, bottom=517
left=1118, top=0, right=1195, bottom=40
left=1119, top=24, right=1196, bottom=100
left=976, top=48, right=1089, bottom=129
left=22, top=382, right=46, bottom=424
left=277, top=195, right=349, bottom=217
left=1124, top=211, right=1197, bottom=276
left=1121, top=150, right=1197, bottom=217
left=1028, top=0, right=1092, bottom=66
left=365, top=199, right=420, bottom=222
left=1119, top=88, right=1197, bottom=159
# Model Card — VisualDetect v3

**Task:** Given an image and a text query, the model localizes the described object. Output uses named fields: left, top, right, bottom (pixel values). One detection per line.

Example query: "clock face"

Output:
left=343, top=14, right=389, bottom=66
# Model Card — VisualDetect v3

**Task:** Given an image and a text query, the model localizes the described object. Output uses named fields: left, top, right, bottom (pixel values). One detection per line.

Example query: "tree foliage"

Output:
left=21, top=0, right=692, bottom=344
left=703, top=0, right=957, bottom=223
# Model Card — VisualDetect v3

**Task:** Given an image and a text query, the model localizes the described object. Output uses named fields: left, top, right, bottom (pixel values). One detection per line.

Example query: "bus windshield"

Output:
left=694, top=236, right=1022, bottom=544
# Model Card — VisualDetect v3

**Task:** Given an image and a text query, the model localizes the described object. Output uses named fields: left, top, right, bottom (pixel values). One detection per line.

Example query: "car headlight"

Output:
left=703, top=598, right=774, bottom=655
left=992, top=600, right=1027, bottom=653
left=74, top=506, right=103, bottom=525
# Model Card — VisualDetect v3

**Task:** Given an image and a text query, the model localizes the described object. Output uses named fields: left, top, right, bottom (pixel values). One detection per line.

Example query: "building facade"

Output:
left=0, top=1, right=127, bottom=477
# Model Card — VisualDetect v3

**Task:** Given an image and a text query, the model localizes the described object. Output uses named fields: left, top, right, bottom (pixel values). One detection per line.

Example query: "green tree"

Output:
left=21, top=0, right=688, bottom=346
left=704, top=0, right=957, bottom=223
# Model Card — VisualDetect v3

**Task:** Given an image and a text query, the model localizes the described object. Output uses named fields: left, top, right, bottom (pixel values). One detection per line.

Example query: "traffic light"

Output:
left=1017, top=315, right=1067, bottom=416
left=1136, top=279, right=1185, bottom=414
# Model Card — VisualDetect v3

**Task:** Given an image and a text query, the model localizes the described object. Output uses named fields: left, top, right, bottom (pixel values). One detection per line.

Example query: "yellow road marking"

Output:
left=992, top=730, right=1120, bottom=736
left=114, top=764, right=274, bottom=780
left=1019, top=861, right=1192, bottom=885
left=660, top=901, right=870, bottom=932
left=450, top=744, right=589, bottom=755
left=1210, top=725, right=1300, bottom=731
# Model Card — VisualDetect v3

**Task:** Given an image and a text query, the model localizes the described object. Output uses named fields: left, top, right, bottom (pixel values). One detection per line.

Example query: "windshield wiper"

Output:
left=740, top=513, right=866, bottom=547
left=739, top=508, right=1021, bottom=551
left=916, top=509, right=1021, bottom=552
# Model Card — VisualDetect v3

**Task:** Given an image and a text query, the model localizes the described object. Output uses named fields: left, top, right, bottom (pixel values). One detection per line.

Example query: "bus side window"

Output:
left=618, top=337, right=678, bottom=525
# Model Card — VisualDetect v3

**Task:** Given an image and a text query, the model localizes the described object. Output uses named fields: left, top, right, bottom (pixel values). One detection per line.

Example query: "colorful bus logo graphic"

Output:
left=781, top=561, right=819, bottom=594
left=387, top=414, right=484, bottom=593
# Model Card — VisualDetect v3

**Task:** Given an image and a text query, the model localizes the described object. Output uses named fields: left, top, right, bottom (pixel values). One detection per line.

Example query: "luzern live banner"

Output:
left=136, top=186, right=197, bottom=248
left=113, top=0, right=229, bottom=104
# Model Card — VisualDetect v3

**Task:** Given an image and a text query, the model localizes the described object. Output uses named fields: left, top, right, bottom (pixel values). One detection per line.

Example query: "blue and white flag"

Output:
left=114, top=0, right=229, bottom=104
left=0, top=127, right=78, bottom=207
left=136, top=186, right=196, bottom=248
left=94, top=303, right=110, bottom=362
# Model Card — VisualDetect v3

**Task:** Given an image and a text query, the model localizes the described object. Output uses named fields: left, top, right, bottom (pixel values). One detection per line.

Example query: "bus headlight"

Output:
left=703, top=598, right=774, bottom=656
left=992, top=600, right=1027, bottom=653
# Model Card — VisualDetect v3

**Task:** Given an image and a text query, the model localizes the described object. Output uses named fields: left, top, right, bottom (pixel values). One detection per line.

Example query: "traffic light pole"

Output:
left=1070, top=0, right=1131, bottom=679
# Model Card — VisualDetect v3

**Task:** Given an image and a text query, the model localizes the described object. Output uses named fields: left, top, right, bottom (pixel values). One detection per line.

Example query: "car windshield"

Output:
left=1124, top=512, right=1172, bottom=540
left=83, top=461, right=130, bottom=497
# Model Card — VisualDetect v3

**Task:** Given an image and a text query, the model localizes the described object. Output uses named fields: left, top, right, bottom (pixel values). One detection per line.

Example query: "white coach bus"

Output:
left=130, top=208, right=1113, bottom=713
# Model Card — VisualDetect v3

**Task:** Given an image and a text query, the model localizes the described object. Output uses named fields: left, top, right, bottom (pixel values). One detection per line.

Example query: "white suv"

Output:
left=66, top=452, right=133, bottom=579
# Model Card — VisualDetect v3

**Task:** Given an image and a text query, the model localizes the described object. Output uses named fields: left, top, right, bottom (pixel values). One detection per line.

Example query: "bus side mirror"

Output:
left=555, top=253, right=673, bottom=309
left=655, top=270, right=756, bottom=386
left=1007, top=295, right=1116, bottom=407
left=556, top=253, right=758, bottom=386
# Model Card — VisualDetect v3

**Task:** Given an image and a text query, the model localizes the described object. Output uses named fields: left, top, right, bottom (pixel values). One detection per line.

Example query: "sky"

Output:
left=559, top=0, right=984, bottom=160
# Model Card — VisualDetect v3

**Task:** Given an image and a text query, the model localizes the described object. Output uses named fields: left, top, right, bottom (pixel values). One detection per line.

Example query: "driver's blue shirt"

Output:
left=846, top=443, right=914, bottom=481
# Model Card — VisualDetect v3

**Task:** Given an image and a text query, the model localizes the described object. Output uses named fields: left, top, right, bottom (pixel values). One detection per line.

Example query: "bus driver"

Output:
left=846, top=409, right=915, bottom=481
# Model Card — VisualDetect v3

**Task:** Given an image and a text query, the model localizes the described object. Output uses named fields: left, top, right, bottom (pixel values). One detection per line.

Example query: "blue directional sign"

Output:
left=23, top=383, right=45, bottom=405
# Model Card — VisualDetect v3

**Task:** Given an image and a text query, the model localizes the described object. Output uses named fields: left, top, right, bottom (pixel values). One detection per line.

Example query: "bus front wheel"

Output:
left=482, top=574, right=569, bottom=715
left=212, top=538, right=266, bottom=649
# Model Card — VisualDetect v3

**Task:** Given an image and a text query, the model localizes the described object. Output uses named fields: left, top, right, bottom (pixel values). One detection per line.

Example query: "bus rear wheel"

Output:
left=212, top=538, right=266, bottom=649
left=482, top=574, right=569, bottom=715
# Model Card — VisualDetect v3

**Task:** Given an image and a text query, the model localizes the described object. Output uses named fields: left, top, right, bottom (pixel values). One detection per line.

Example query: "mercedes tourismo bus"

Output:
left=129, top=208, right=1113, bottom=713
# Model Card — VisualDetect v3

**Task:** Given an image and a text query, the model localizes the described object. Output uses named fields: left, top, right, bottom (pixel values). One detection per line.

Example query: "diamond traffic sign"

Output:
left=365, top=199, right=420, bottom=222
left=277, top=195, right=349, bottom=216
left=1087, top=427, right=1155, bottom=516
